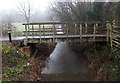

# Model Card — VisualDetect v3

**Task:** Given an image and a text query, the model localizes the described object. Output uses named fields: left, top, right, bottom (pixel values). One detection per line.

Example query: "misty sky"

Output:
left=0, top=0, right=52, bottom=11
left=0, top=0, right=119, bottom=22
left=1, top=0, right=118, bottom=11
left=0, top=0, right=55, bottom=22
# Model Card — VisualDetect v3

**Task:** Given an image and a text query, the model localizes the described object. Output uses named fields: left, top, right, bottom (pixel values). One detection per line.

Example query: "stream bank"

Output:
left=2, top=41, right=120, bottom=81
left=2, top=41, right=56, bottom=81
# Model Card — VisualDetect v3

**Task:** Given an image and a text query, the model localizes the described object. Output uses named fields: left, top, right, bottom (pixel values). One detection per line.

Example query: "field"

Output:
left=12, top=23, right=55, bottom=37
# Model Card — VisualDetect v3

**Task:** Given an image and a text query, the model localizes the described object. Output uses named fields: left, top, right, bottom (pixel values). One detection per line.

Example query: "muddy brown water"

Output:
left=41, top=42, right=93, bottom=81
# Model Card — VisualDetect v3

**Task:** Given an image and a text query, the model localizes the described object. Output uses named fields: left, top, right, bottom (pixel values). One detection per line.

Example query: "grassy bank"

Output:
left=2, top=41, right=56, bottom=81
left=69, top=42, right=120, bottom=81
left=85, top=43, right=120, bottom=81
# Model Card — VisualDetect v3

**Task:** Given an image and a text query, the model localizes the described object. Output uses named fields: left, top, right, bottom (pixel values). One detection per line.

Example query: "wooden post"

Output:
left=8, top=29, right=12, bottom=42
left=75, top=23, right=77, bottom=34
left=110, top=21, right=116, bottom=48
left=32, top=25, right=34, bottom=38
left=110, top=23, right=112, bottom=48
left=80, top=24, right=82, bottom=42
left=43, top=25, right=45, bottom=35
left=93, top=24, right=96, bottom=41
left=7, top=23, right=12, bottom=42
left=53, top=24, right=55, bottom=42
left=66, top=24, right=68, bottom=41
left=28, top=25, right=30, bottom=36
left=39, top=24, right=41, bottom=43
left=25, top=25, right=28, bottom=44
left=106, top=21, right=109, bottom=41
left=85, top=23, right=87, bottom=33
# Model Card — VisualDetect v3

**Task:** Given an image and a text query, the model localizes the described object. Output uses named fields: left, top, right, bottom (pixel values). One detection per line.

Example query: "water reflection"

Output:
left=41, top=42, right=91, bottom=81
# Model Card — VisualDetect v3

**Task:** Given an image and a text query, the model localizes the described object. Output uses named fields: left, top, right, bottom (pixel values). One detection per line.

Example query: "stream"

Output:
left=41, top=42, right=92, bottom=81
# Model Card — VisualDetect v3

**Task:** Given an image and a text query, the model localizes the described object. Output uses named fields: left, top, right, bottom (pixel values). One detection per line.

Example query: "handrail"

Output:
left=23, top=21, right=101, bottom=25
left=22, top=22, right=107, bottom=43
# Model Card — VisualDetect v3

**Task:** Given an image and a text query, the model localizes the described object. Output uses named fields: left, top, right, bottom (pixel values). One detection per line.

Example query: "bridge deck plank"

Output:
left=27, top=35, right=107, bottom=39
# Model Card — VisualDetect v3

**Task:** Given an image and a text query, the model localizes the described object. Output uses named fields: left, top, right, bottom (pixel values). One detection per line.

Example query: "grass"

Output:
left=11, top=23, right=54, bottom=37
left=13, top=23, right=25, bottom=32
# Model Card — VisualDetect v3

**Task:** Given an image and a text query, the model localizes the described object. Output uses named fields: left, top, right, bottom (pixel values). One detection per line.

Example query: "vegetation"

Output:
left=2, top=42, right=30, bottom=81
left=51, top=2, right=120, bottom=22
left=87, top=43, right=120, bottom=81
left=2, top=41, right=56, bottom=81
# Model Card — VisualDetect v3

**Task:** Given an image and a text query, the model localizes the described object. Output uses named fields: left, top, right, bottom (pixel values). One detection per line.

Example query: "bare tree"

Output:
left=17, top=0, right=36, bottom=23
left=50, top=2, right=93, bottom=22
left=0, top=10, right=16, bottom=37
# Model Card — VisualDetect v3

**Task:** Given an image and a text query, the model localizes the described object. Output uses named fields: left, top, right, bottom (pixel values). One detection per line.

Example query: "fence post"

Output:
left=43, top=25, right=45, bottom=35
left=28, top=25, right=30, bottom=36
left=39, top=24, right=41, bottom=43
left=85, top=23, right=87, bottom=33
left=80, top=24, right=82, bottom=42
left=93, top=23, right=96, bottom=41
left=25, top=25, right=28, bottom=45
left=66, top=24, right=68, bottom=41
left=53, top=24, right=55, bottom=42
left=7, top=23, right=12, bottom=42
left=106, top=21, right=109, bottom=42
left=75, top=23, right=77, bottom=34
left=110, top=22, right=113, bottom=48
left=32, top=25, right=34, bottom=39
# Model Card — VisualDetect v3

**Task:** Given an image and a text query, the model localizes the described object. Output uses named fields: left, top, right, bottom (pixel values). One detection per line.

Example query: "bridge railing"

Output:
left=23, top=22, right=107, bottom=42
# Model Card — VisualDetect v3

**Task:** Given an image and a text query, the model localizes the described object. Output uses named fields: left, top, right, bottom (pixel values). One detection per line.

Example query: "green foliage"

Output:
left=2, top=42, right=30, bottom=81
left=8, top=56, right=18, bottom=65
left=2, top=46, right=11, bottom=55
left=106, top=63, right=120, bottom=81
left=3, top=66, right=24, bottom=81
left=108, top=48, right=120, bottom=60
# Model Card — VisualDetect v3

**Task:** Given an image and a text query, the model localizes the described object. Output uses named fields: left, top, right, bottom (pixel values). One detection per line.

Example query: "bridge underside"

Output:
left=24, top=35, right=107, bottom=43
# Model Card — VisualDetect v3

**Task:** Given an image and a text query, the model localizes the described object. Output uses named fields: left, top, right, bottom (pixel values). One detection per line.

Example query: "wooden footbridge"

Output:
left=23, top=21, right=109, bottom=43
left=20, top=21, right=120, bottom=56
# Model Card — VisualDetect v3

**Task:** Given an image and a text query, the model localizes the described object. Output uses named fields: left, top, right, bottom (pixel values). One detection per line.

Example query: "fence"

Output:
left=108, top=21, right=120, bottom=49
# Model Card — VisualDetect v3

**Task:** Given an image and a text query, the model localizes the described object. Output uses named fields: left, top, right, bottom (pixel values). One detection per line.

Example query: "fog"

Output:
left=0, top=0, right=53, bottom=23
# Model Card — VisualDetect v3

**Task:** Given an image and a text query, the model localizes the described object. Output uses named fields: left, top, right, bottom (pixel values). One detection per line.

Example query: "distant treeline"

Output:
left=51, top=2, right=120, bottom=23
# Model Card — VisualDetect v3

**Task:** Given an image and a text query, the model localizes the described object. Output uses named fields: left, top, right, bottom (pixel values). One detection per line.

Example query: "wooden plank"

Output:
left=28, top=28, right=62, bottom=30
left=112, top=40, right=120, bottom=45
left=23, top=31, right=54, bottom=32
left=112, top=43, right=120, bottom=49
left=23, top=21, right=101, bottom=25
left=112, top=25, right=120, bottom=29
left=112, top=38, right=120, bottom=42
left=112, top=30, right=120, bottom=34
